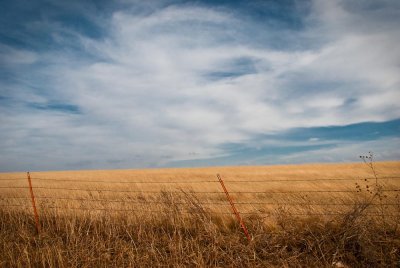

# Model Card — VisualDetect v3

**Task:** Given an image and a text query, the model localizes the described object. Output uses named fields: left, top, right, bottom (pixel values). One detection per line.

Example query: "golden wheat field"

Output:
left=1, top=161, right=400, bottom=267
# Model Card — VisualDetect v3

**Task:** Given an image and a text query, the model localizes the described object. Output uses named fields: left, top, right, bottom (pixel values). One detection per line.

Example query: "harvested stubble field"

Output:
left=1, top=161, right=400, bottom=267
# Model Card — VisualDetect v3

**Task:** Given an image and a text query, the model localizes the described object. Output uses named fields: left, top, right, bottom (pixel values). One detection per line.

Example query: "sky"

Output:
left=0, top=0, right=399, bottom=172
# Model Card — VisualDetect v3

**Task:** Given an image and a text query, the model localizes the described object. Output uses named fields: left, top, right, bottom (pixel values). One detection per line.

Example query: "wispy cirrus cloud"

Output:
left=0, top=0, right=399, bottom=171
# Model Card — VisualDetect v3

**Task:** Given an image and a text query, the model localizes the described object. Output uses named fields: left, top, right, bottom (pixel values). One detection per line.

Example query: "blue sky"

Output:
left=0, top=0, right=399, bottom=172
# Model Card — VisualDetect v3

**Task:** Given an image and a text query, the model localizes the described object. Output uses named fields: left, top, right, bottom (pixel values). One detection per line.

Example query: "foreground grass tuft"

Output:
left=1, top=192, right=399, bottom=267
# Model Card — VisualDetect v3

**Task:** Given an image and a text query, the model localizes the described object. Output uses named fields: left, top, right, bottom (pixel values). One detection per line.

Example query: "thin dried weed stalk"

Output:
left=0, top=190, right=399, bottom=267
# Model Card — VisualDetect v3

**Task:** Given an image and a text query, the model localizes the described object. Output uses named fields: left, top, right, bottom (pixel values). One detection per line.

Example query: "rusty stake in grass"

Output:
left=27, top=172, right=41, bottom=234
left=217, top=174, right=251, bottom=242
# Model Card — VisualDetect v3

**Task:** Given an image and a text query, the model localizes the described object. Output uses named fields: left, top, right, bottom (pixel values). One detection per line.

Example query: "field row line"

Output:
left=1, top=197, right=399, bottom=206
left=0, top=205, right=233, bottom=214
left=1, top=186, right=399, bottom=194
left=1, top=175, right=400, bottom=183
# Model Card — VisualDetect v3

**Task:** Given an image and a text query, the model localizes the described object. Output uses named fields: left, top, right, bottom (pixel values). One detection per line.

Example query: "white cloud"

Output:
left=1, top=0, right=399, bottom=170
left=0, top=44, right=38, bottom=65
left=277, top=138, right=400, bottom=164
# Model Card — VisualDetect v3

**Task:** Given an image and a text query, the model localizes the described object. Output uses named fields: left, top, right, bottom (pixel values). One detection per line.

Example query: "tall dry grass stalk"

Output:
left=0, top=161, right=399, bottom=267
left=1, top=191, right=399, bottom=267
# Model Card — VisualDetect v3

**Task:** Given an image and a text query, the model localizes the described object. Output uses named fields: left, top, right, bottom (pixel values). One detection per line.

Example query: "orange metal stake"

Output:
left=217, top=174, right=251, bottom=242
left=27, top=172, right=41, bottom=234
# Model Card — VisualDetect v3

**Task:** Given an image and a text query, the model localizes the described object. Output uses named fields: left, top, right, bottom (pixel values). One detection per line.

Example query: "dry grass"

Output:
left=1, top=161, right=400, bottom=267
